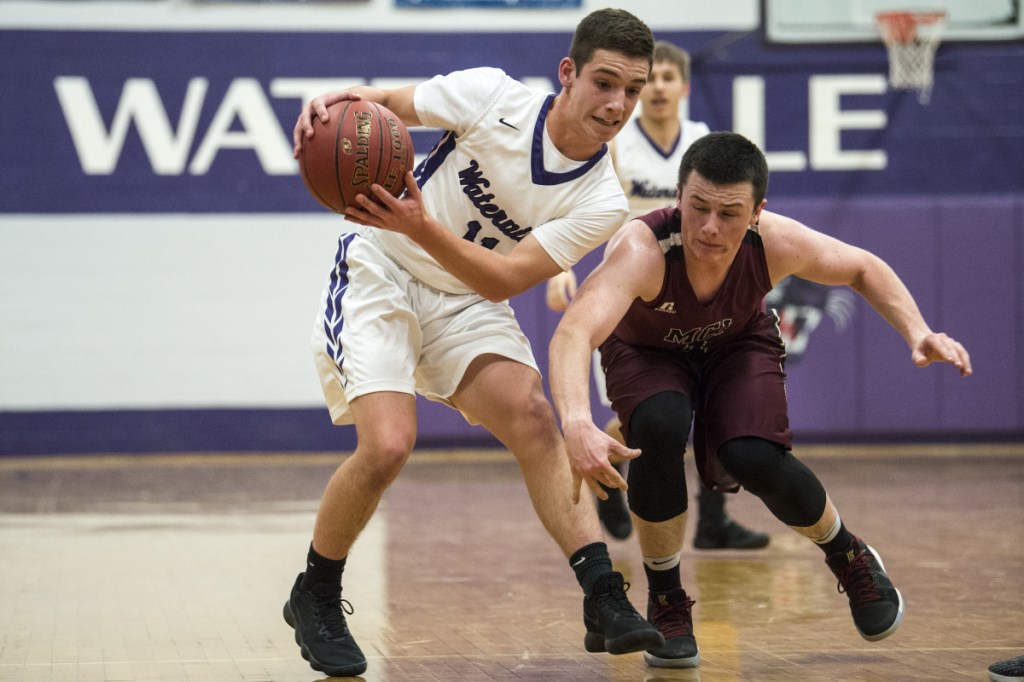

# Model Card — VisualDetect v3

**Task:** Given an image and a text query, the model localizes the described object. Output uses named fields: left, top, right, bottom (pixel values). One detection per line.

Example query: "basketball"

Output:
left=298, top=100, right=415, bottom=214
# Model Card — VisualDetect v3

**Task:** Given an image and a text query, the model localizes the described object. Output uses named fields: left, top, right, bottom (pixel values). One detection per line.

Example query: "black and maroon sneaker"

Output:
left=826, top=537, right=905, bottom=641
left=643, top=587, right=700, bottom=668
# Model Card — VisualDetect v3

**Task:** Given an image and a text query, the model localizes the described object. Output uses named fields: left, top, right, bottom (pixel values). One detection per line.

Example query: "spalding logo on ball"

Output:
left=299, top=100, right=415, bottom=213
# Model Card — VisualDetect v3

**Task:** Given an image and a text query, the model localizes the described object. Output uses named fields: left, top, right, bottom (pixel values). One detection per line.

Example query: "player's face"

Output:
left=677, top=170, right=764, bottom=267
left=561, top=49, right=650, bottom=147
left=640, top=61, right=689, bottom=124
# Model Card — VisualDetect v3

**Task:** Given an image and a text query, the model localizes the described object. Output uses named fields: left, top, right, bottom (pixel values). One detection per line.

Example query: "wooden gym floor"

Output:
left=1, top=445, right=1022, bottom=681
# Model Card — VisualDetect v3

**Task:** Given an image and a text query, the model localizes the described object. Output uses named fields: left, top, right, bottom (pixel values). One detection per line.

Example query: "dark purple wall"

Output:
left=2, top=27, right=1021, bottom=454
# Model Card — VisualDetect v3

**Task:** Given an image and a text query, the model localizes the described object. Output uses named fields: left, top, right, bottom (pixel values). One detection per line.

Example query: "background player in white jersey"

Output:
left=283, top=9, right=663, bottom=678
left=608, top=41, right=710, bottom=217
left=547, top=41, right=769, bottom=550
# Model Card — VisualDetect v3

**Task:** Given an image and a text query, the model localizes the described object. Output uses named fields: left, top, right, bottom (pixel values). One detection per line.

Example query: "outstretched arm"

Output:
left=762, top=210, right=972, bottom=377
left=549, top=220, right=663, bottom=502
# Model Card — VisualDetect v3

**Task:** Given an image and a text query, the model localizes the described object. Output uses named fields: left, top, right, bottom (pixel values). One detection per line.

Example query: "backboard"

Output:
left=764, top=0, right=1023, bottom=42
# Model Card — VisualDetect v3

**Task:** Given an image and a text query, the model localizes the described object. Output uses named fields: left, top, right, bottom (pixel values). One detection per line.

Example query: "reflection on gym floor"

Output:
left=1, top=446, right=1022, bottom=681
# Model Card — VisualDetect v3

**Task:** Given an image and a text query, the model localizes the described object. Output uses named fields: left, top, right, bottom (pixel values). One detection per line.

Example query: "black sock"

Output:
left=300, top=544, right=346, bottom=590
left=818, top=522, right=856, bottom=557
left=697, top=485, right=726, bottom=526
left=569, top=542, right=613, bottom=595
left=644, top=563, right=682, bottom=594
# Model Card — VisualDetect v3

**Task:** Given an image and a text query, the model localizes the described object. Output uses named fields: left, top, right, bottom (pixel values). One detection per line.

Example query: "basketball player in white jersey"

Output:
left=282, top=9, right=664, bottom=679
left=547, top=41, right=769, bottom=550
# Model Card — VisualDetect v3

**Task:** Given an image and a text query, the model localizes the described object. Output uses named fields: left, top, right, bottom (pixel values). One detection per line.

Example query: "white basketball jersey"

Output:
left=370, top=67, right=628, bottom=295
left=612, top=115, right=711, bottom=217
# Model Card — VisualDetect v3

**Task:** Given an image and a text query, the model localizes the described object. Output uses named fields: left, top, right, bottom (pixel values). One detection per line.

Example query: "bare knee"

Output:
left=349, top=392, right=416, bottom=489
left=354, top=426, right=415, bottom=490
left=505, top=391, right=562, bottom=464
left=454, top=359, right=560, bottom=462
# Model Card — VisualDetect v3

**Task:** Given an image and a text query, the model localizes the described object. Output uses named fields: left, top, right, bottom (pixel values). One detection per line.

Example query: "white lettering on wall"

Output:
left=733, top=74, right=888, bottom=171
left=56, top=76, right=299, bottom=176
left=55, top=76, right=208, bottom=175
left=54, top=73, right=890, bottom=178
left=189, top=78, right=294, bottom=175
left=809, top=75, right=888, bottom=170
left=732, top=76, right=808, bottom=171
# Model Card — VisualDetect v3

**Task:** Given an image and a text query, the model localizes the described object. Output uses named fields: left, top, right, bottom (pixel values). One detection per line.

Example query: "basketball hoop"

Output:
left=876, top=10, right=946, bottom=104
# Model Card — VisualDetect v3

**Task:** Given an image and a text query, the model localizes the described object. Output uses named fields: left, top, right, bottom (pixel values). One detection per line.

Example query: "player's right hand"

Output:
left=293, top=91, right=363, bottom=158
left=562, top=419, right=641, bottom=504
left=546, top=269, right=577, bottom=312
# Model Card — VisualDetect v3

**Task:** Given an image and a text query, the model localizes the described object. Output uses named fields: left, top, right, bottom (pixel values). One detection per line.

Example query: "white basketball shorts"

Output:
left=311, top=229, right=539, bottom=425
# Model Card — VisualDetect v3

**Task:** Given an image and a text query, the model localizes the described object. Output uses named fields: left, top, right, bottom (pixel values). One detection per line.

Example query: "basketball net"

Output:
left=876, top=10, right=946, bottom=104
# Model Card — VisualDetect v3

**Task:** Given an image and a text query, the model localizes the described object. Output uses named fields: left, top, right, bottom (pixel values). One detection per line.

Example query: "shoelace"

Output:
left=594, top=580, right=642, bottom=620
left=834, top=552, right=882, bottom=604
left=313, top=592, right=355, bottom=640
left=650, top=597, right=695, bottom=639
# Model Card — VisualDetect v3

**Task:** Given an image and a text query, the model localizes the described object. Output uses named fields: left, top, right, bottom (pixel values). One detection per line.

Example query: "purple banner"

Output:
left=2, top=29, right=1022, bottom=214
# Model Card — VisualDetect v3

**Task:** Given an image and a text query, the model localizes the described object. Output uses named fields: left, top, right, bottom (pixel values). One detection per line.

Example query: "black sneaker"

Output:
left=583, top=571, right=665, bottom=655
left=643, top=588, right=700, bottom=668
left=283, top=573, right=368, bottom=677
left=693, top=517, right=770, bottom=550
left=825, top=538, right=905, bottom=641
left=989, top=654, right=1024, bottom=682
left=596, top=484, right=633, bottom=540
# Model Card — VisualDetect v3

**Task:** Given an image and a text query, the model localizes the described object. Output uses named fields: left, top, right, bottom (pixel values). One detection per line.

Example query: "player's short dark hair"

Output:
left=654, top=41, right=692, bottom=84
left=569, top=8, right=654, bottom=75
left=678, top=132, right=769, bottom=206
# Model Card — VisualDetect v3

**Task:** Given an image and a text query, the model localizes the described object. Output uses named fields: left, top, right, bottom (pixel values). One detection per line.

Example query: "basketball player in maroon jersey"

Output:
left=548, top=132, right=972, bottom=668
left=547, top=41, right=768, bottom=549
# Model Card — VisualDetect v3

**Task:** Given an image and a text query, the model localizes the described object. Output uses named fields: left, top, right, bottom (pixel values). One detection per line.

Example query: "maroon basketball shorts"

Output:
left=600, top=313, right=793, bottom=490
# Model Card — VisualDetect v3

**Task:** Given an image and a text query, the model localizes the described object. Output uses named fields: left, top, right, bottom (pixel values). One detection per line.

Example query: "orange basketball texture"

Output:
left=299, top=100, right=415, bottom=213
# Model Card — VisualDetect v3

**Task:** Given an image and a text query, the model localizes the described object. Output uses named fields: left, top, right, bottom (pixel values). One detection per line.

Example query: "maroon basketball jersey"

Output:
left=613, top=207, right=773, bottom=353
